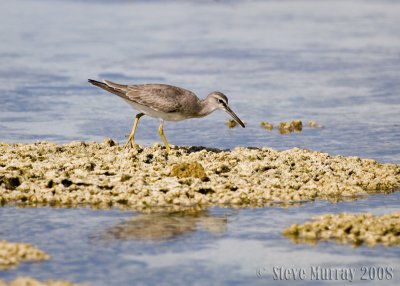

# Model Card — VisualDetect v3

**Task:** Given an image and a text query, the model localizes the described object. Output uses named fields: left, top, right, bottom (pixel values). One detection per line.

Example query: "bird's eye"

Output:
left=218, top=99, right=224, bottom=104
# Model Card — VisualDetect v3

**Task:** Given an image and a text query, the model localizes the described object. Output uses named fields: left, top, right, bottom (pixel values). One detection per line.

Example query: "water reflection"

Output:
left=95, top=209, right=228, bottom=242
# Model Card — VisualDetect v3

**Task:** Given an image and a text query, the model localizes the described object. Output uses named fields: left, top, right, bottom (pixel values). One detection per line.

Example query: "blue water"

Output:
left=1, top=193, right=400, bottom=286
left=0, top=0, right=399, bottom=285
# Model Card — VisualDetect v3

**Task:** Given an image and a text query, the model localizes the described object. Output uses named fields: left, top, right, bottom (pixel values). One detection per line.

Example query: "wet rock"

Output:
left=283, top=212, right=400, bottom=247
left=0, top=240, right=50, bottom=270
left=291, top=120, right=302, bottom=132
left=226, top=119, right=238, bottom=128
left=279, top=120, right=302, bottom=134
left=260, top=122, right=273, bottom=130
left=279, top=121, right=294, bottom=134
left=308, top=120, right=324, bottom=128
left=0, top=277, right=84, bottom=286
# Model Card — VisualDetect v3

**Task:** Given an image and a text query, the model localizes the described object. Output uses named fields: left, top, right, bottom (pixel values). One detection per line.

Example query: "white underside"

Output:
left=125, top=99, right=189, bottom=121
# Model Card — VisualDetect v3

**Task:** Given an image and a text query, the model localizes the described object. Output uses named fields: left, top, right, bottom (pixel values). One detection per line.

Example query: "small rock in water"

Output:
left=279, top=120, right=302, bottom=134
left=0, top=240, right=50, bottom=270
left=308, top=120, right=324, bottom=128
left=260, top=122, right=273, bottom=130
left=0, top=277, right=84, bottom=286
left=279, top=121, right=294, bottom=134
left=226, top=119, right=238, bottom=128
left=291, top=120, right=302, bottom=132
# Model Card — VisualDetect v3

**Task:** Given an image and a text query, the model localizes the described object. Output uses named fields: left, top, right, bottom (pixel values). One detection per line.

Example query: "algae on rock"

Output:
left=171, top=162, right=208, bottom=181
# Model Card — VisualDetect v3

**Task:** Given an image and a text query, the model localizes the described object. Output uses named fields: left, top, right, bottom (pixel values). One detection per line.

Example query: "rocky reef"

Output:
left=283, top=212, right=400, bottom=247
left=0, top=140, right=398, bottom=211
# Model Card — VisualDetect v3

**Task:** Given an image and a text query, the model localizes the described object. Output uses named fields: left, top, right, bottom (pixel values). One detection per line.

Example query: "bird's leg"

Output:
left=125, top=113, right=144, bottom=148
left=158, top=120, right=170, bottom=153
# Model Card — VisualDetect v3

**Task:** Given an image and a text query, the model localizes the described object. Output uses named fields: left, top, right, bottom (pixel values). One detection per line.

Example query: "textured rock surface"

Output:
left=226, top=119, right=238, bottom=128
left=279, top=120, right=303, bottom=134
left=0, top=140, right=399, bottom=211
left=260, top=122, right=273, bottom=130
left=0, top=240, right=49, bottom=270
left=0, top=277, right=84, bottom=286
left=283, top=212, right=400, bottom=247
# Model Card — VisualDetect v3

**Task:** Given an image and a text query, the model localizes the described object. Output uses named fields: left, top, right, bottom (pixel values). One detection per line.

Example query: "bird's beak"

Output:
left=224, top=105, right=245, bottom=128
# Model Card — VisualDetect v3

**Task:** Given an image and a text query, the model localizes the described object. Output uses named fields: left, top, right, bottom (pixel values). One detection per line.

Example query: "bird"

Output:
left=88, top=79, right=245, bottom=152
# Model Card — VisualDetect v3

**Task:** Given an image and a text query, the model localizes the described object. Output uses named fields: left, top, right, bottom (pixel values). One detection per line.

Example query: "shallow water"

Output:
left=0, top=0, right=399, bottom=285
left=1, top=0, right=399, bottom=162
left=1, top=193, right=400, bottom=285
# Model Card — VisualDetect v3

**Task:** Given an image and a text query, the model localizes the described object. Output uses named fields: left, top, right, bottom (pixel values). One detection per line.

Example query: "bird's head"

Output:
left=206, top=91, right=245, bottom=128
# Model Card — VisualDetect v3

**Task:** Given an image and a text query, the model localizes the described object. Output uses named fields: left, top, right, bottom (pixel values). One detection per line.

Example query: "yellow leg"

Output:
left=125, top=113, right=144, bottom=148
left=158, top=120, right=170, bottom=153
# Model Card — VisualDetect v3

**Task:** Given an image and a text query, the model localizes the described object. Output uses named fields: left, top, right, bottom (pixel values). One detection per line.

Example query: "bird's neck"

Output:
left=197, top=99, right=216, bottom=117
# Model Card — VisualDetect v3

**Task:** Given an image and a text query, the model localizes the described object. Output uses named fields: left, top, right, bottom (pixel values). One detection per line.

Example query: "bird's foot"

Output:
left=124, top=139, right=136, bottom=149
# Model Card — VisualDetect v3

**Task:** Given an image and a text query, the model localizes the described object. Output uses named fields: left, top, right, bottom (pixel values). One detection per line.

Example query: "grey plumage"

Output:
left=88, top=78, right=245, bottom=152
left=89, top=79, right=200, bottom=115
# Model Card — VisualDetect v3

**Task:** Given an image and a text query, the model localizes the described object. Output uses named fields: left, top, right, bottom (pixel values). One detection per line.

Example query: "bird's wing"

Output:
left=125, top=84, right=188, bottom=113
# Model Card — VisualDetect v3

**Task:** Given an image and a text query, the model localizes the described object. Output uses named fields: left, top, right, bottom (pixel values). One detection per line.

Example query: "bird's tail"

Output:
left=88, top=79, right=126, bottom=97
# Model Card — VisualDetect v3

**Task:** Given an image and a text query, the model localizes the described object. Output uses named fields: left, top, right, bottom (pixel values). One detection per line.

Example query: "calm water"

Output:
left=0, top=0, right=399, bottom=285
left=1, top=194, right=400, bottom=286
